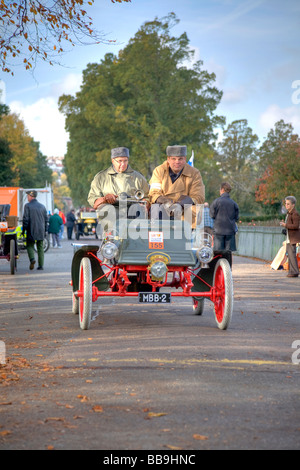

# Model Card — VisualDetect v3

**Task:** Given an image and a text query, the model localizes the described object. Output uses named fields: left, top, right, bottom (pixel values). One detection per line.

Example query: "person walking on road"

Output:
left=48, top=209, right=63, bottom=248
left=280, top=195, right=300, bottom=278
left=210, top=182, right=239, bottom=251
left=66, top=209, right=76, bottom=240
left=22, top=190, right=48, bottom=271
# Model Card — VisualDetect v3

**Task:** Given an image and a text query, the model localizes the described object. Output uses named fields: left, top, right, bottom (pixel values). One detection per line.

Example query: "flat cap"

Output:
left=26, top=190, right=37, bottom=198
left=111, top=147, right=130, bottom=159
left=166, top=145, right=187, bottom=157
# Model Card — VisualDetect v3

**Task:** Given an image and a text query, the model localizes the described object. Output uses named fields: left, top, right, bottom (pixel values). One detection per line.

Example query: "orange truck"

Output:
left=0, top=185, right=54, bottom=222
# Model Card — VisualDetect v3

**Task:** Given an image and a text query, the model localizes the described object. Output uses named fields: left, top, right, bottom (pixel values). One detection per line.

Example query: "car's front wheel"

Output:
left=212, top=258, right=233, bottom=330
left=78, top=257, right=92, bottom=330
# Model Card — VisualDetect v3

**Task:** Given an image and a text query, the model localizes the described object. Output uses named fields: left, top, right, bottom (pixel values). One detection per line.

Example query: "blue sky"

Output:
left=1, top=0, right=300, bottom=157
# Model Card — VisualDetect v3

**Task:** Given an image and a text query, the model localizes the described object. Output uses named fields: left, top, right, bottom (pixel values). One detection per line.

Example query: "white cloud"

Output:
left=9, top=97, right=68, bottom=157
left=8, top=73, right=82, bottom=157
left=51, top=73, right=82, bottom=99
left=205, top=58, right=227, bottom=89
left=222, top=85, right=247, bottom=104
left=258, top=104, right=300, bottom=136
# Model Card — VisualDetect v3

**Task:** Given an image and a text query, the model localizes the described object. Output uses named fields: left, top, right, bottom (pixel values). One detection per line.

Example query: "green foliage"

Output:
left=0, top=138, right=14, bottom=186
left=256, top=120, right=300, bottom=206
left=32, top=141, right=53, bottom=187
left=214, top=119, right=259, bottom=214
left=59, top=13, right=224, bottom=205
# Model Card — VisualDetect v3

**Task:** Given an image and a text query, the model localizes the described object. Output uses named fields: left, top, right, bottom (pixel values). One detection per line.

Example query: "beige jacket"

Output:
left=88, top=165, right=149, bottom=208
left=149, top=161, right=205, bottom=205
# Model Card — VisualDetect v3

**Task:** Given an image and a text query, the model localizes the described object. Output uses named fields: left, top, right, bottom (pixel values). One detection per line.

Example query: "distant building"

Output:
left=47, top=156, right=64, bottom=174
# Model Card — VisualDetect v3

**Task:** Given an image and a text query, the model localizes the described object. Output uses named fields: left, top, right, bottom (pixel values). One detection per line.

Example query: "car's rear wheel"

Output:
left=192, top=297, right=204, bottom=315
left=213, top=258, right=233, bottom=330
left=79, top=257, right=92, bottom=330
left=72, top=292, right=79, bottom=314
left=10, top=239, right=16, bottom=275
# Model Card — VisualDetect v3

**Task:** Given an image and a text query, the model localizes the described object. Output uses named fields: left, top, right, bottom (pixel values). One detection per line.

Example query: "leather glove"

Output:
left=104, top=194, right=117, bottom=204
left=156, top=195, right=173, bottom=205
left=170, top=203, right=182, bottom=218
left=177, top=195, right=193, bottom=207
left=164, top=203, right=182, bottom=218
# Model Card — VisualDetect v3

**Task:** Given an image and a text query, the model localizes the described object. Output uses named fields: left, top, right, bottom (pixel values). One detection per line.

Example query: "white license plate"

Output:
left=139, top=292, right=171, bottom=303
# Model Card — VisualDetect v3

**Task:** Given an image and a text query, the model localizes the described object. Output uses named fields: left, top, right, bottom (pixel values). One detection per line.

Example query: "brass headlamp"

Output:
left=147, top=252, right=171, bottom=281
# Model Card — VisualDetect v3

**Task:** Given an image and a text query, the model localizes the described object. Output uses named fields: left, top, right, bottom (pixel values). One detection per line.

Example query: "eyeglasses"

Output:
left=114, top=159, right=128, bottom=166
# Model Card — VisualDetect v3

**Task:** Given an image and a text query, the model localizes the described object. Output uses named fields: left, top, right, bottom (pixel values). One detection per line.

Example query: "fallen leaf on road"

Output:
left=44, top=417, right=65, bottom=423
left=147, top=412, right=167, bottom=418
left=92, top=405, right=103, bottom=413
left=77, top=394, right=89, bottom=402
left=193, top=434, right=209, bottom=440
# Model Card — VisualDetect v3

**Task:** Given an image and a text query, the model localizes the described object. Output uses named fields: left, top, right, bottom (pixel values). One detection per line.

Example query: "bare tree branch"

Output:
left=0, top=0, right=131, bottom=74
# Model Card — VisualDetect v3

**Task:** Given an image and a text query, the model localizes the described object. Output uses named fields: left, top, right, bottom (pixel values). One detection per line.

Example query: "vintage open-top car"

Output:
left=70, top=195, right=233, bottom=331
left=75, top=210, right=98, bottom=240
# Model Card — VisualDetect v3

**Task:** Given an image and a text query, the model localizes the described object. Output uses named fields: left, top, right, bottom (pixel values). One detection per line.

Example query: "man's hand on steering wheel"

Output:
left=93, top=194, right=117, bottom=209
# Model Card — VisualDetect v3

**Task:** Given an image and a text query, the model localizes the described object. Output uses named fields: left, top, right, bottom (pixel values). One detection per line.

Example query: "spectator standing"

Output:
left=66, top=209, right=76, bottom=240
left=59, top=210, right=66, bottom=239
left=280, top=195, right=300, bottom=277
left=210, top=182, right=239, bottom=251
left=48, top=209, right=63, bottom=248
left=203, top=202, right=214, bottom=235
left=22, top=190, right=48, bottom=270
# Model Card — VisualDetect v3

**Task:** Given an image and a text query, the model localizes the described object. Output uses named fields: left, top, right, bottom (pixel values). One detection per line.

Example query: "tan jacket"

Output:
left=149, top=161, right=205, bottom=205
left=88, top=165, right=149, bottom=208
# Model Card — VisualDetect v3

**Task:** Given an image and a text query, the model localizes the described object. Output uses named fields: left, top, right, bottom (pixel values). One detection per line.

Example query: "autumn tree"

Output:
left=215, top=119, right=259, bottom=214
left=0, top=103, right=14, bottom=185
left=0, top=138, right=14, bottom=186
left=0, top=0, right=131, bottom=74
left=59, top=13, right=224, bottom=205
left=52, top=172, right=71, bottom=210
left=256, top=120, right=300, bottom=209
left=0, top=110, right=52, bottom=187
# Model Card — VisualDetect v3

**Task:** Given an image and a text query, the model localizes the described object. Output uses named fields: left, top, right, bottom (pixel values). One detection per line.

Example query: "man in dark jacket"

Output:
left=210, top=182, right=239, bottom=251
left=66, top=209, right=76, bottom=240
left=23, top=190, right=48, bottom=270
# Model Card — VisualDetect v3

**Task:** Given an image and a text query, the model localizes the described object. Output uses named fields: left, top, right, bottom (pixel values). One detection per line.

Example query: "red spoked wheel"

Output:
left=212, top=258, right=233, bottom=330
left=78, top=257, right=92, bottom=330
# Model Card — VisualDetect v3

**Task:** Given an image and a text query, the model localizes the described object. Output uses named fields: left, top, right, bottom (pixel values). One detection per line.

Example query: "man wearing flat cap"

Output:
left=88, top=147, right=149, bottom=210
left=22, top=190, right=48, bottom=271
left=149, top=145, right=205, bottom=224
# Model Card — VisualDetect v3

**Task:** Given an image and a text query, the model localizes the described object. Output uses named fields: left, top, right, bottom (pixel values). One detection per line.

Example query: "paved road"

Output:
left=0, top=235, right=299, bottom=450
